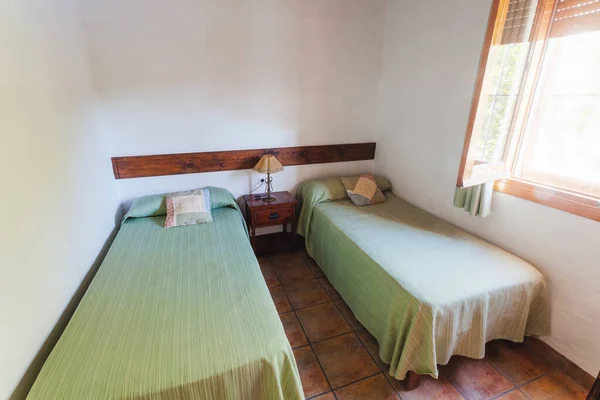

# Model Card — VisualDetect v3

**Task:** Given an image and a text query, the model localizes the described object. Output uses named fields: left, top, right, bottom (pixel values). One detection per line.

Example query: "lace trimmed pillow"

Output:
left=341, top=174, right=387, bottom=206
left=164, top=189, right=213, bottom=228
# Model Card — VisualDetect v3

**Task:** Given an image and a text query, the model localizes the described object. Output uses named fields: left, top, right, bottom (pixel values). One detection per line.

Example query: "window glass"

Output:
left=515, top=30, right=600, bottom=196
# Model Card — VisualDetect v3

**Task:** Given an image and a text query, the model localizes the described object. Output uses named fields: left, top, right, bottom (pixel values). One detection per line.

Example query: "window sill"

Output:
left=494, top=178, right=600, bottom=222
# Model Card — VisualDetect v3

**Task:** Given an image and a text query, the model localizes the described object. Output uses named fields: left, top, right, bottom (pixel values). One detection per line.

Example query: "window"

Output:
left=457, top=0, right=600, bottom=221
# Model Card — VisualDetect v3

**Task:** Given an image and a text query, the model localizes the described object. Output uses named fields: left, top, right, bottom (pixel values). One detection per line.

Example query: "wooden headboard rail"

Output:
left=111, top=142, right=376, bottom=179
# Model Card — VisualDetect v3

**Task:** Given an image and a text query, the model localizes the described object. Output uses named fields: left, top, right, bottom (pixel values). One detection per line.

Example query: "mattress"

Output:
left=27, top=188, right=303, bottom=400
left=297, top=178, right=550, bottom=380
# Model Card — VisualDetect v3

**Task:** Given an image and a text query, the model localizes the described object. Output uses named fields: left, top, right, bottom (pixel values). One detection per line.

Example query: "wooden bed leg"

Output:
left=507, top=341, right=524, bottom=349
left=403, top=371, right=421, bottom=391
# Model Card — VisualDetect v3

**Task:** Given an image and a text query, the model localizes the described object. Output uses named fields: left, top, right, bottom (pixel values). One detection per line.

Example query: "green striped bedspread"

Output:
left=297, top=179, right=550, bottom=381
left=27, top=188, right=303, bottom=400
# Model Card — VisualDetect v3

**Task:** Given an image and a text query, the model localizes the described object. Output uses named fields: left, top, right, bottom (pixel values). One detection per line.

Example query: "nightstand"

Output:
left=243, top=191, right=299, bottom=254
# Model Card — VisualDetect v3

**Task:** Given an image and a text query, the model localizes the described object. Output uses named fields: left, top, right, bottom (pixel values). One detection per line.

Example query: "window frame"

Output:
left=495, top=178, right=600, bottom=222
left=458, top=0, right=600, bottom=222
left=456, top=0, right=508, bottom=188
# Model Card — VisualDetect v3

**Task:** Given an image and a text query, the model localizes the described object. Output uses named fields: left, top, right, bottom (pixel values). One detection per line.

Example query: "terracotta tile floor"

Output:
left=260, top=250, right=590, bottom=400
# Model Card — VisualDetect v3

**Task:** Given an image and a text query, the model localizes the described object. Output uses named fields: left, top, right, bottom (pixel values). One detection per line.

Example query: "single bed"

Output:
left=27, top=187, right=303, bottom=400
left=297, top=177, right=550, bottom=383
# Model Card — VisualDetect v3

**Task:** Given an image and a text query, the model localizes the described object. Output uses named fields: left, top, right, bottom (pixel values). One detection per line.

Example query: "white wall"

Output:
left=376, top=0, right=600, bottom=376
left=0, top=1, right=121, bottom=398
left=79, top=0, right=387, bottom=207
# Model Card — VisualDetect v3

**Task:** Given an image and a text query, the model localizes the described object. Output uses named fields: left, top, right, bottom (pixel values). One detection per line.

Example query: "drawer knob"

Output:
left=269, top=212, right=280, bottom=220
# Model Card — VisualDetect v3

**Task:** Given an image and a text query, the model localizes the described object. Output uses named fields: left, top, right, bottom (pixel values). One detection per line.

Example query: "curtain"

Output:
left=453, top=182, right=494, bottom=218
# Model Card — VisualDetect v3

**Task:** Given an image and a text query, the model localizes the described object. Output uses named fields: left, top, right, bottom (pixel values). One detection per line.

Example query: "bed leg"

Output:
left=507, top=341, right=524, bottom=349
left=403, top=371, right=421, bottom=391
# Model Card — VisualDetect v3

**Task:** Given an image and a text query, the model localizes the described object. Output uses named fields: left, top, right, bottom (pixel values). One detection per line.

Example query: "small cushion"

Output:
left=342, top=174, right=387, bottom=206
left=164, top=189, right=212, bottom=228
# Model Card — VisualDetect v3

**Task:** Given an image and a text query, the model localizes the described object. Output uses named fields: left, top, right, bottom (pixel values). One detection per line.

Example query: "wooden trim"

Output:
left=492, top=0, right=511, bottom=45
left=518, top=169, right=600, bottom=198
left=111, top=158, right=120, bottom=179
left=495, top=178, right=600, bottom=222
left=111, top=142, right=376, bottom=179
left=456, top=0, right=503, bottom=188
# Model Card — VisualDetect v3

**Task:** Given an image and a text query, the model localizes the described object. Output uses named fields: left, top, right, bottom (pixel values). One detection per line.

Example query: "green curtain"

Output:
left=453, top=182, right=494, bottom=218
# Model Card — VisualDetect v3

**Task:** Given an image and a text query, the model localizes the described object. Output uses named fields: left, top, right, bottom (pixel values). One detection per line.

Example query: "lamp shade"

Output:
left=253, top=154, right=284, bottom=174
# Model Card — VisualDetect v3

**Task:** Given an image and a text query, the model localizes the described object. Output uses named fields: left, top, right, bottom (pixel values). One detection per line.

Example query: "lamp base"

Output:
left=262, top=196, right=277, bottom=202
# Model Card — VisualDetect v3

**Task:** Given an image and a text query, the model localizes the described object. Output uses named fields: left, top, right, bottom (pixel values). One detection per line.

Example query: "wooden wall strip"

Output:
left=111, top=142, right=376, bottom=179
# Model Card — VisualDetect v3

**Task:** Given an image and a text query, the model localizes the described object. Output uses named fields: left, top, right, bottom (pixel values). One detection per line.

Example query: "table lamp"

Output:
left=253, top=154, right=284, bottom=202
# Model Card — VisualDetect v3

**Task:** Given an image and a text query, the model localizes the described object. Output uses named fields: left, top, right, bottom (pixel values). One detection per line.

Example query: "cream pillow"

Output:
left=164, top=189, right=212, bottom=228
left=341, top=174, right=387, bottom=206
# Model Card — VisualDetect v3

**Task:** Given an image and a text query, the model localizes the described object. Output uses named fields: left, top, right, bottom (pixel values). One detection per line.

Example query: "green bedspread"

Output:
left=297, top=179, right=550, bottom=381
left=28, top=187, right=303, bottom=400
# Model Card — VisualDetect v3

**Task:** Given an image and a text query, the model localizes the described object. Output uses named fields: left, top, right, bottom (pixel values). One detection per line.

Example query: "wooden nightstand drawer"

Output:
left=255, top=207, right=293, bottom=227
